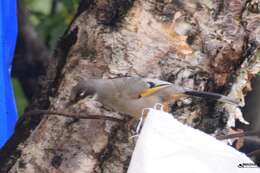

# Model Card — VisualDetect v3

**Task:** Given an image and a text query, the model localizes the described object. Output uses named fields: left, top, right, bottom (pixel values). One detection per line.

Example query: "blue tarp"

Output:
left=0, top=0, right=18, bottom=147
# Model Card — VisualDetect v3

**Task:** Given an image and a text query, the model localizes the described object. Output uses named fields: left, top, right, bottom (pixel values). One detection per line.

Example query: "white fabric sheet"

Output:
left=127, top=108, right=260, bottom=173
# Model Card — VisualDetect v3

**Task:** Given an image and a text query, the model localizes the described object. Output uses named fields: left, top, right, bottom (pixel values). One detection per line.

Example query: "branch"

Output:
left=216, top=130, right=260, bottom=140
left=24, top=109, right=125, bottom=123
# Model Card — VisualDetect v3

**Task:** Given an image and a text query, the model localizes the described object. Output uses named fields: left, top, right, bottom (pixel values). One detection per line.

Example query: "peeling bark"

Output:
left=1, top=0, right=260, bottom=172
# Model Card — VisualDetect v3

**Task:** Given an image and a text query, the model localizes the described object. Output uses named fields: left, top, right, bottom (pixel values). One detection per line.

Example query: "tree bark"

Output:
left=1, top=0, right=260, bottom=172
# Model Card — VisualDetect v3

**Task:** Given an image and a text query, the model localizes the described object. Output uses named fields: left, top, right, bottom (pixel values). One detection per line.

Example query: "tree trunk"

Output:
left=1, top=0, right=260, bottom=172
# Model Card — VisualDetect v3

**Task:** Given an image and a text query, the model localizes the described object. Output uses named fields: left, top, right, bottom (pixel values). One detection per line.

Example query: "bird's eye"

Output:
left=79, top=92, right=85, bottom=97
left=147, top=81, right=156, bottom=88
left=76, top=91, right=87, bottom=100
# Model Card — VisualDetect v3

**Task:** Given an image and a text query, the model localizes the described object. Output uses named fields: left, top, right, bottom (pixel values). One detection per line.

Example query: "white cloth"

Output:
left=127, top=108, right=260, bottom=173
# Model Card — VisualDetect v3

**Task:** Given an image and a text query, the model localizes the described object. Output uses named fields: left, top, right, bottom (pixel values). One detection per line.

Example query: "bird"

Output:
left=69, top=77, right=239, bottom=119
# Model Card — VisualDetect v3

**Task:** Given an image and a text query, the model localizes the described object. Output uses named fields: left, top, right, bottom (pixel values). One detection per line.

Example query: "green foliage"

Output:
left=25, top=0, right=79, bottom=50
left=12, top=78, right=28, bottom=116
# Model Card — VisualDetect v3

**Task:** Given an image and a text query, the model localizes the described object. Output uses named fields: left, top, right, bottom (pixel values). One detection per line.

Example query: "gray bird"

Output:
left=69, top=77, right=239, bottom=118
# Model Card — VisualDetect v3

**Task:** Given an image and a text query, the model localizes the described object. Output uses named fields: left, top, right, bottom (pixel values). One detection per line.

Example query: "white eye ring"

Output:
left=79, top=92, right=85, bottom=97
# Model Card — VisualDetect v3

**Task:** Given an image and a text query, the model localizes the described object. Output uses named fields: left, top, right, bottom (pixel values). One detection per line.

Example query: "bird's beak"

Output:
left=140, top=85, right=170, bottom=97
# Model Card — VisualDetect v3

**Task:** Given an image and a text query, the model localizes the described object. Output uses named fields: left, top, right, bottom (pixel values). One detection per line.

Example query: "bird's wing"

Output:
left=161, top=84, right=240, bottom=105
left=113, top=77, right=150, bottom=99
left=139, top=78, right=173, bottom=98
left=118, top=78, right=175, bottom=99
left=122, top=78, right=176, bottom=99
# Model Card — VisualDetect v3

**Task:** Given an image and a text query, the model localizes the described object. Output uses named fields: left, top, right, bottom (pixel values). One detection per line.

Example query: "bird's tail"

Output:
left=184, top=90, right=240, bottom=105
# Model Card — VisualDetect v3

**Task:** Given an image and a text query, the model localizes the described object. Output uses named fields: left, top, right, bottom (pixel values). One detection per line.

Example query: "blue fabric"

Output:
left=0, top=0, right=18, bottom=147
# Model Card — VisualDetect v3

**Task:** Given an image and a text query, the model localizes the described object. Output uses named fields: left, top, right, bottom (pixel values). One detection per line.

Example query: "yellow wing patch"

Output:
left=140, top=85, right=169, bottom=97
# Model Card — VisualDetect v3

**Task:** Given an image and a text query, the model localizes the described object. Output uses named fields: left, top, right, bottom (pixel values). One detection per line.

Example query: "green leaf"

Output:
left=61, top=0, right=79, bottom=13
left=26, top=0, right=51, bottom=15
left=12, top=78, right=28, bottom=116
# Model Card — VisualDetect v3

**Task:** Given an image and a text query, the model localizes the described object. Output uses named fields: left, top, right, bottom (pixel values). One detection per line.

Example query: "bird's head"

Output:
left=69, top=80, right=97, bottom=104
